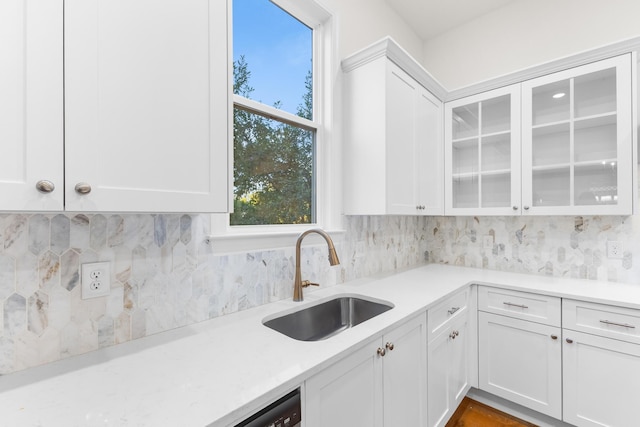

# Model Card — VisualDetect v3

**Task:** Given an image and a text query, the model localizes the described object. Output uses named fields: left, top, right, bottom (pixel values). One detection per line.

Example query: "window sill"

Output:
left=205, top=227, right=346, bottom=254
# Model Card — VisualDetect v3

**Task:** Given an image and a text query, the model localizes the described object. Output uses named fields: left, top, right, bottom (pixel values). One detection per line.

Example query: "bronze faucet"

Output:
left=293, top=229, right=340, bottom=301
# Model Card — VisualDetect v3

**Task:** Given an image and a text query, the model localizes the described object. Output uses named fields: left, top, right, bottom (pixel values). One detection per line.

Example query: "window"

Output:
left=211, top=0, right=336, bottom=250
left=231, top=0, right=320, bottom=226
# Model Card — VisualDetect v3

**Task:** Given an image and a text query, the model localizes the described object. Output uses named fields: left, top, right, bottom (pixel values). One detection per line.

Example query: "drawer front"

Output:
left=563, top=299, right=640, bottom=344
left=478, top=286, right=561, bottom=326
left=428, top=288, right=469, bottom=340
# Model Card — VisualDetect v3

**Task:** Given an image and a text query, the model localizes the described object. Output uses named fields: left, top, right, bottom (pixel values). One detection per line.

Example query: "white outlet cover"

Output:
left=81, top=262, right=111, bottom=299
left=607, top=241, right=623, bottom=259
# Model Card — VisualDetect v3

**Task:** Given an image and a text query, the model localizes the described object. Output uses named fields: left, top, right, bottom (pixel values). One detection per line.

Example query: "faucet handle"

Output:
left=301, top=280, right=320, bottom=288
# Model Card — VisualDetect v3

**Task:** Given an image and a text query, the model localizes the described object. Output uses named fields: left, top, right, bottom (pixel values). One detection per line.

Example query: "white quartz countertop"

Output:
left=2, top=264, right=640, bottom=426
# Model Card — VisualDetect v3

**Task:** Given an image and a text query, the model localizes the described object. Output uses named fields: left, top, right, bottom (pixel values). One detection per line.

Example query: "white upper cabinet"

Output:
left=343, top=39, right=444, bottom=216
left=521, top=54, right=633, bottom=215
left=0, top=0, right=64, bottom=210
left=64, top=0, right=229, bottom=212
left=445, top=86, right=521, bottom=215
left=445, top=54, right=634, bottom=216
left=1, top=0, right=229, bottom=213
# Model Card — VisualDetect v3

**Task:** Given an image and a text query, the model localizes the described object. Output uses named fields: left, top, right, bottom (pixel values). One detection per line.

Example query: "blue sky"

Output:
left=233, top=0, right=312, bottom=116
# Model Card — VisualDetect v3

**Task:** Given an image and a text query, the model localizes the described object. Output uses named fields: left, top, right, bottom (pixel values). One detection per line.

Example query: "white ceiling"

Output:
left=385, top=0, right=517, bottom=40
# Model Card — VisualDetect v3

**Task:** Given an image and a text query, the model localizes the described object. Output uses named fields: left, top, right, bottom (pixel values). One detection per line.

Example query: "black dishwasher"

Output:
left=234, top=388, right=301, bottom=427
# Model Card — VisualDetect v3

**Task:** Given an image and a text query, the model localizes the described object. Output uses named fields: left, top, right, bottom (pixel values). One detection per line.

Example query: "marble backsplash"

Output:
left=425, top=215, right=640, bottom=284
left=0, top=214, right=430, bottom=375
left=2, top=212, right=639, bottom=375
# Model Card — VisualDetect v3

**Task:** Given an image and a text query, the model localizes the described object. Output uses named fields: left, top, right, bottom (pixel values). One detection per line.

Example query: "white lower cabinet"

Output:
left=478, top=312, right=562, bottom=418
left=305, top=314, right=427, bottom=427
left=427, top=313, right=471, bottom=427
left=563, top=300, right=640, bottom=427
left=478, top=286, right=563, bottom=419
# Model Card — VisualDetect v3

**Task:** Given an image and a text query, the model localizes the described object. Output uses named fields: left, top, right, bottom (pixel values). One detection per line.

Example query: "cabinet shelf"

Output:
left=452, top=129, right=511, bottom=144
left=530, top=158, right=618, bottom=172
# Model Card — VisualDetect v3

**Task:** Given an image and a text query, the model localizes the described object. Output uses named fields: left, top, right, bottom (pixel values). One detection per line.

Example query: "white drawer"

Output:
left=428, top=287, right=469, bottom=340
left=478, top=286, right=561, bottom=327
left=563, top=299, right=640, bottom=344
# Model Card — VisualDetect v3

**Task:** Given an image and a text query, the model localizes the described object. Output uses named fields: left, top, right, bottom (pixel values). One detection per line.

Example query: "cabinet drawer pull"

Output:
left=503, top=302, right=529, bottom=309
left=385, top=342, right=394, bottom=351
left=551, top=335, right=558, bottom=340
left=599, top=319, right=636, bottom=329
left=35, top=180, right=55, bottom=193
left=566, top=338, right=574, bottom=344
left=377, top=347, right=386, bottom=357
left=447, top=307, right=460, bottom=316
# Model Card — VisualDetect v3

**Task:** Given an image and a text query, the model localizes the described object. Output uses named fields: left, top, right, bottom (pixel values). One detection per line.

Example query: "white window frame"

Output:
left=209, top=0, right=342, bottom=253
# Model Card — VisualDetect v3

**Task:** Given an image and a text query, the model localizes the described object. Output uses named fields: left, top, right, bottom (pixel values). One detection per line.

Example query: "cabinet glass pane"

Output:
left=453, top=103, right=479, bottom=139
left=482, top=174, right=510, bottom=208
left=575, top=163, right=618, bottom=205
left=574, top=117, right=617, bottom=163
left=453, top=176, right=478, bottom=208
left=532, top=123, right=570, bottom=167
left=482, top=95, right=510, bottom=134
left=481, top=134, right=510, bottom=172
left=452, top=140, right=478, bottom=174
left=532, top=168, right=570, bottom=206
left=532, top=80, right=570, bottom=125
left=574, top=68, right=616, bottom=119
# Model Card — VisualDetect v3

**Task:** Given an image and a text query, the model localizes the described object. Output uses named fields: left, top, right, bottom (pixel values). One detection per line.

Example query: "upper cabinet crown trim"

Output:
left=447, top=36, right=640, bottom=102
left=341, top=36, right=448, bottom=101
left=344, top=36, right=640, bottom=104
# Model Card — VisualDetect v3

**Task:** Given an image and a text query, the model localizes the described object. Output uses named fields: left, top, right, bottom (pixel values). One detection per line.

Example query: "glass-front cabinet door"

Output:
left=445, top=86, right=521, bottom=215
left=521, top=54, right=633, bottom=215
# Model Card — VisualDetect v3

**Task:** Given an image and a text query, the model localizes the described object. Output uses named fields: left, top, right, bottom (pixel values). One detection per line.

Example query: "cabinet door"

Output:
left=64, top=0, right=229, bottom=212
left=386, top=62, right=423, bottom=215
left=427, top=324, right=453, bottom=427
left=449, top=315, right=470, bottom=406
left=305, top=340, right=383, bottom=427
left=383, top=314, right=427, bottom=427
left=478, top=312, right=562, bottom=418
left=444, top=85, right=521, bottom=215
left=563, top=330, right=640, bottom=427
left=521, top=55, right=633, bottom=215
left=427, top=313, right=470, bottom=427
left=0, top=0, right=63, bottom=210
left=417, top=88, right=444, bottom=216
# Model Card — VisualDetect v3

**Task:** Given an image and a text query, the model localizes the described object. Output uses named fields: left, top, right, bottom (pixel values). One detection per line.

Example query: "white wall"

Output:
left=320, top=0, right=423, bottom=61
left=422, top=0, right=640, bottom=90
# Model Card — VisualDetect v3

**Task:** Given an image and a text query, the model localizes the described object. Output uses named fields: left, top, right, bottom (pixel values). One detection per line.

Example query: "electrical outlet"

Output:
left=483, top=235, right=494, bottom=249
left=607, top=241, right=623, bottom=259
left=81, top=262, right=111, bottom=299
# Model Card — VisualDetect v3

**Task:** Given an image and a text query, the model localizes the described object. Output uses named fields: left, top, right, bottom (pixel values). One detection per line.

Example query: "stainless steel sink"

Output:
left=263, top=295, right=394, bottom=341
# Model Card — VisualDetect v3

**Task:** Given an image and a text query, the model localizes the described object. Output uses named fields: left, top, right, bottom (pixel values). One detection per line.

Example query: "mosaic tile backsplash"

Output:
left=425, top=215, right=640, bottom=283
left=1, top=213, right=638, bottom=375
left=0, top=214, right=430, bottom=374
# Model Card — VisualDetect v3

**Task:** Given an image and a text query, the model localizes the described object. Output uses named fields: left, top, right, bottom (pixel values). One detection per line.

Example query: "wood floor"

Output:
left=446, top=397, right=538, bottom=427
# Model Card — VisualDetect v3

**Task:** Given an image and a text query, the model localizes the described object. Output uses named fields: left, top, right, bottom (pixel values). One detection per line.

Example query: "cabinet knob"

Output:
left=377, top=347, right=386, bottom=357
left=75, top=182, right=92, bottom=195
left=566, top=338, right=574, bottom=344
left=551, top=334, right=558, bottom=340
left=385, top=342, right=394, bottom=351
left=449, top=332, right=456, bottom=340
left=524, top=206, right=530, bottom=211
left=35, top=180, right=55, bottom=194
left=512, top=205, right=518, bottom=211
